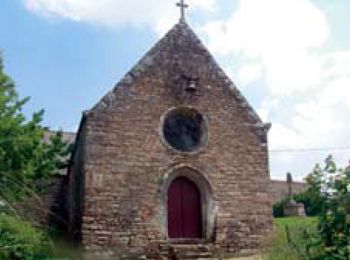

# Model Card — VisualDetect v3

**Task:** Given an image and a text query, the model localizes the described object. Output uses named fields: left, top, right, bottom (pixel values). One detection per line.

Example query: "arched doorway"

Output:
left=167, top=177, right=202, bottom=239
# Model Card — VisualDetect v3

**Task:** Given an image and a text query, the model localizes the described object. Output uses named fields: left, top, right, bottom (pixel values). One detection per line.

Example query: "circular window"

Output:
left=162, top=107, right=207, bottom=152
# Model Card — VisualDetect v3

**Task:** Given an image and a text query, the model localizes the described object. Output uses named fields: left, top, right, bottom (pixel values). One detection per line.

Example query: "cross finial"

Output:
left=176, top=0, right=189, bottom=23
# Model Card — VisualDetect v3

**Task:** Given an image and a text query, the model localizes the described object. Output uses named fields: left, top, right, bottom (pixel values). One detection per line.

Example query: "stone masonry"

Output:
left=67, top=21, right=273, bottom=258
left=270, top=180, right=306, bottom=204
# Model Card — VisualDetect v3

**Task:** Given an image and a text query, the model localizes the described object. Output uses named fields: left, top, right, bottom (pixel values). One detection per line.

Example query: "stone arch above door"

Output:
left=162, top=165, right=216, bottom=241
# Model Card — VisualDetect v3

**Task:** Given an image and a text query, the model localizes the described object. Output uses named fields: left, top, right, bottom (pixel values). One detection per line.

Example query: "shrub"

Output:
left=269, top=156, right=350, bottom=259
left=0, top=214, right=53, bottom=259
left=314, top=156, right=350, bottom=259
left=273, top=198, right=288, bottom=218
left=292, top=164, right=325, bottom=217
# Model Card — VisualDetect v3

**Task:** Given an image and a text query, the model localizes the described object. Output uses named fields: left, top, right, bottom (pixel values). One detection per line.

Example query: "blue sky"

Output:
left=1, top=0, right=350, bottom=180
left=0, top=0, right=157, bottom=130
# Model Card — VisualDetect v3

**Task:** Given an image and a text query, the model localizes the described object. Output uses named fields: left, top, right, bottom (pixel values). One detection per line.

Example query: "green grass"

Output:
left=275, top=217, right=318, bottom=229
left=263, top=217, right=318, bottom=260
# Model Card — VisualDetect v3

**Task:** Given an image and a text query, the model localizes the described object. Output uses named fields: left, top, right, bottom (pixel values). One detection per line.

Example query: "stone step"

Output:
left=183, top=258, right=218, bottom=260
left=164, top=244, right=211, bottom=250
left=176, top=252, right=214, bottom=258
left=176, top=258, right=218, bottom=260
left=151, top=242, right=217, bottom=259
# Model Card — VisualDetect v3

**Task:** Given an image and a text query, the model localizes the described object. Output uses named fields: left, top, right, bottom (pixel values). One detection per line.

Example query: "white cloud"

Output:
left=24, top=0, right=217, bottom=34
left=266, top=51, right=350, bottom=179
left=24, top=0, right=350, bottom=180
left=203, top=0, right=328, bottom=55
left=187, top=0, right=217, bottom=11
left=201, top=0, right=350, bottom=179
left=237, top=62, right=263, bottom=85
left=257, top=97, right=279, bottom=122
left=265, top=50, right=350, bottom=147
left=269, top=123, right=304, bottom=149
left=202, top=0, right=329, bottom=96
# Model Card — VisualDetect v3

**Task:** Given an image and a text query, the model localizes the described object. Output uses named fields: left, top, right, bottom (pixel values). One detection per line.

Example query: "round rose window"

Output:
left=162, top=107, right=207, bottom=152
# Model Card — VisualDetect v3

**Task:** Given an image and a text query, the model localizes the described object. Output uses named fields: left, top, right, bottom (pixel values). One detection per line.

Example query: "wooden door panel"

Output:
left=167, top=177, right=202, bottom=239
left=168, top=179, right=183, bottom=238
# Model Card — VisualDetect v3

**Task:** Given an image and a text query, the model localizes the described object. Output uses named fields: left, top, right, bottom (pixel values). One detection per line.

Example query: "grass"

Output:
left=274, top=217, right=318, bottom=228
left=0, top=214, right=321, bottom=260
left=263, top=217, right=318, bottom=260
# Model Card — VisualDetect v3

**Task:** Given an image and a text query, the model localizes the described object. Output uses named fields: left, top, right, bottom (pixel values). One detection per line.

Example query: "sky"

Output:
left=0, top=0, right=350, bottom=181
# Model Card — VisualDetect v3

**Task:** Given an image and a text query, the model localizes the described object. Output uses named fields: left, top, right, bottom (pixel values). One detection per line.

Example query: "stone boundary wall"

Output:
left=15, top=127, right=307, bottom=226
left=15, top=176, right=305, bottom=229
left=270, top=180, right=307, bottom=204
left=14, top=175, right=68, bottom=229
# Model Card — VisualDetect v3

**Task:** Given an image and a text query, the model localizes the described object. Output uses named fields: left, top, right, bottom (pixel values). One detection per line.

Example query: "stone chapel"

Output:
left=67, top=5, right=273, bottom=258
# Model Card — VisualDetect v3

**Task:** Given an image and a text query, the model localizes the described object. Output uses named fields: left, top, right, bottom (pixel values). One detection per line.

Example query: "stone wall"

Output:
left=67, top=118, right=87, bottom=242
left=14, top=175, right=67, bottom=228
left=68, top=22, right=273, bottom=257
left=16, top=176, right=305, bottom=229
left=270, top=180, right=307, bottom=204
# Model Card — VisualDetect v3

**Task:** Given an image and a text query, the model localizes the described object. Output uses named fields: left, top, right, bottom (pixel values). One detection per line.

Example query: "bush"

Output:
left=294, top=191, right=323, bottom=217
left=314, top=156, right=350, bottom=258
left=270, top=156, right=350, bottom=259
left=273, top=162, right=335, bottom=218
left=0, top=214, right=53, bottom=259
left=273, top=198, right=289, bottom=217
left=292, top=164, right=325, bottom=217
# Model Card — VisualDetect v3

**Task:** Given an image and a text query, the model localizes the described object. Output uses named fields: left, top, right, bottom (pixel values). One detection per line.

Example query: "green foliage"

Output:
left=273, top=191, right=320, bottom=218
left=0, top=214, right=53, bottom=259
left=294, top=164, right=325, bottom=217
left=0, top=54, right=69, bottom=202
left=0, top=53, right=71, bottom=259
left=313, top=155, right=350, bottom=259
left=272, top=163, right=326, bottom=218
left=271, top=157, right=350, bottom=259
left=273, top=198, right=289, bottom=218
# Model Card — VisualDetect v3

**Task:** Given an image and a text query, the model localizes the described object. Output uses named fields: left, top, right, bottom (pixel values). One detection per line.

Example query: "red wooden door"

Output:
left=167, top=177, right=202, bottom=239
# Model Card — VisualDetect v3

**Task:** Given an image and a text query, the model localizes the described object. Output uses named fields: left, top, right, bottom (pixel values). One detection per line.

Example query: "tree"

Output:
left=0, top=54, right=69, bottom=203
left=293, top=164, right=325, bottom=216
left=292, top=156, right=350, bottom=259
left=315, top=155, right=350, bottom=259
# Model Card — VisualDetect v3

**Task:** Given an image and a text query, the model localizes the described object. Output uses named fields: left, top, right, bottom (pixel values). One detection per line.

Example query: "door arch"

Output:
left=167, top=177, right=202, bottom=239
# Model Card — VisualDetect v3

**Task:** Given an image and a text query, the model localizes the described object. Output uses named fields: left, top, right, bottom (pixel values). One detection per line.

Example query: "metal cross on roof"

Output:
left=176, top=0, right=189, bottom=23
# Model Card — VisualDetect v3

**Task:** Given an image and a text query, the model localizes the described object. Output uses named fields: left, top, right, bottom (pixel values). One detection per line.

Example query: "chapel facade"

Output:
left=67, top=17, right=273, bottom=258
